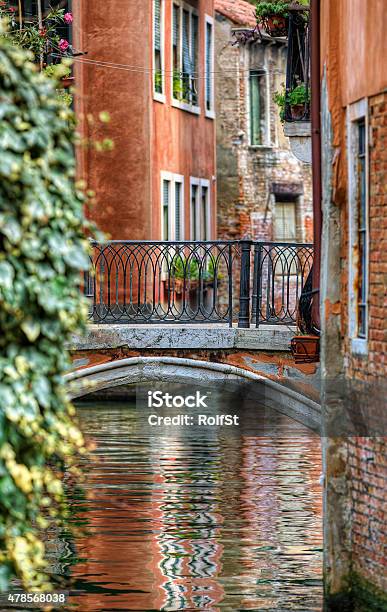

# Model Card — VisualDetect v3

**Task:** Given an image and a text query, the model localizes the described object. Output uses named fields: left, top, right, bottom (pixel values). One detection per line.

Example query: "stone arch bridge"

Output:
left=69, top=324, right=321, bottom=432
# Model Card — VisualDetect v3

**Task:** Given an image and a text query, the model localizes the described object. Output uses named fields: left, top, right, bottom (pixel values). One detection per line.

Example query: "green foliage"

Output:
left=274, top=84, right=310, bottom=120
left=172, top=255, right=217, bottom=282
left=154, top=69, right=163, bottom=94
left=255, top=1, right=291, bottom=19
left=255, top=0, right=309, bottom=19
left=0, top=31, right=91, bottom=590
left=0, top=3, right=68, bottom=63
left=289, top=83, right=310, bottom=106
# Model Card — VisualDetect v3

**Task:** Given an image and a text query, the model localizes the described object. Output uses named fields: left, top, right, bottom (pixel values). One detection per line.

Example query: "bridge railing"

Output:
left=82, top=240, right=313, bottom=328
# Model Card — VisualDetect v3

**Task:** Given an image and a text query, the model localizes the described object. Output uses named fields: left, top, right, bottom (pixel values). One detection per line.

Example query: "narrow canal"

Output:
left=62, top=399, right=323, bottom=611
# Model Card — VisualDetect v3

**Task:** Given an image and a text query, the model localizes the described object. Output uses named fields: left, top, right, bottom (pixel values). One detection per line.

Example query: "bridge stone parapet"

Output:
left=69, top=324, right=321, bottom=431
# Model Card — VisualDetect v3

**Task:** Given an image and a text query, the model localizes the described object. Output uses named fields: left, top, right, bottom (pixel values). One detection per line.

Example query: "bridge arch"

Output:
left=67, top=356, right=321, bottom=432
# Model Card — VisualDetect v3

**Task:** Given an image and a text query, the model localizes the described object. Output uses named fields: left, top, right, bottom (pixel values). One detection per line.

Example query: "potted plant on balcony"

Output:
left=274, top=83, right=310, bottom=121
left=255, top=1, right=290, bottom=37
left=255, top=1, right=309, bottom=38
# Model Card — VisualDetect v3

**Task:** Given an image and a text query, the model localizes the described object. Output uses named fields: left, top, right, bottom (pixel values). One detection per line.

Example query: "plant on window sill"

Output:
left=154, top=69, right=163, bottom=95
left=172, top=70, right=197, bottom=107
left=274, top=82, right=310, bottom=122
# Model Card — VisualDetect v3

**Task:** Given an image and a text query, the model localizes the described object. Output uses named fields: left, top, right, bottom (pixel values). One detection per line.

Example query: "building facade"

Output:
left=73, top=0, right=216, bottom=241
left=319, top=0, right=387, bottom=608
left=214, top=0, right=313, bottom=243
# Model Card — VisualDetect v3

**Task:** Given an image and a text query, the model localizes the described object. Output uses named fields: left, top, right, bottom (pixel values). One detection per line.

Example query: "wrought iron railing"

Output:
left=83, top=241, right=313, bottom=328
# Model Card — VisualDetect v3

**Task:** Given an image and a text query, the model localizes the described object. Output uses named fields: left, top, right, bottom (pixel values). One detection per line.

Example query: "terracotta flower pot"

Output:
left=290, top=104, right=306, bottom=120
left=263, top=15, right=288, bottom=37
left=60, top=76, right=75, bottom=88
left=290, top=335, right=320, bottom=364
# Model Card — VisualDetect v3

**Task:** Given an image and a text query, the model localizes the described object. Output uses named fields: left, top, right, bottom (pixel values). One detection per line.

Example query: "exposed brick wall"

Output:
left=341, top=92, right=387, bottom=595
left=215, top=14, right=313, bottom=243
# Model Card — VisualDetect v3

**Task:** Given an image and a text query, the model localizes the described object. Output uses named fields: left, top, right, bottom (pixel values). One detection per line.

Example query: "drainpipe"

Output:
left=310, top=0, right=322, bottom=331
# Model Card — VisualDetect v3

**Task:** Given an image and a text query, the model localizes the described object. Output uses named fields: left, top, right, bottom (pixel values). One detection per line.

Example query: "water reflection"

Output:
left=63, top=402, right=323, bottom=611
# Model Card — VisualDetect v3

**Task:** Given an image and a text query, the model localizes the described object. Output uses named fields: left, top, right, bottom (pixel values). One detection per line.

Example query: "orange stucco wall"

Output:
left=73, top=0, right=216, bottom=241
left=151, top=0, right=216, bottom=239
left=321, top=0, right=387, bottom=107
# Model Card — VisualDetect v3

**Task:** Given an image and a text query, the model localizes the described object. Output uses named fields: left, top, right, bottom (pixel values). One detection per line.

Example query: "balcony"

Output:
left=283, top=4, right=311, bottom=163
left=82, top=240, right=314, bottom=329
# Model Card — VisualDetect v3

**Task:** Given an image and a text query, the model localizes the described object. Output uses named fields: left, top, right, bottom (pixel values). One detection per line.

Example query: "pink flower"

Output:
left=64, top=12, right=73, bottom=24
left=59, top=39, right=69, bottom=52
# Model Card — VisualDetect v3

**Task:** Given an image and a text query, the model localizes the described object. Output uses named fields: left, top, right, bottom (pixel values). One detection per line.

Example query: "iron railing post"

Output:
left=238, top=240, right=252, bottom=329
left=253, top=243, right=263, bottom=329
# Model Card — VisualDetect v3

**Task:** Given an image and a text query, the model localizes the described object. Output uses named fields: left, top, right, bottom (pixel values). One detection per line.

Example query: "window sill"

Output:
left=205, top=109, right=216, bottom=120
left=172, top=99, right=201, bottom=115
left=154, top=92, right=166, bottom=104
left=351, top=337, right=368, bottom=356
left=248, top=144, right=275, bottom=150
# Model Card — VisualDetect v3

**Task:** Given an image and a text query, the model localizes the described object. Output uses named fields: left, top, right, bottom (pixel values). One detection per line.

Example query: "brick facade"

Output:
left=342, top=93, right=387, bottom=598
left=214, top=9, right=313, bottom=243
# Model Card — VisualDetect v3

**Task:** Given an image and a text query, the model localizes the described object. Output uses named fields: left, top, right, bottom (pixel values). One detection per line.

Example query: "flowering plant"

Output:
left=0, top=1, right=72, bottom=66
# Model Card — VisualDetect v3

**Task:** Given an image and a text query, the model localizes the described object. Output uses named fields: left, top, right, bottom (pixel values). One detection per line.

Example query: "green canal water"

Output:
left=60, top=401, right=323, bottom=611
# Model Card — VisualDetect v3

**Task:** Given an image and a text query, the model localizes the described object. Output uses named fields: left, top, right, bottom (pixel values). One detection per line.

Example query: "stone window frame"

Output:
left=171, top=0, right=201, bottom=116
left=153, top=0, right=166, bottom=104
left=347, top=98, right=370, bottom=356
left=190, top=177, right=211, bottom=240
left=160, top=171, right=185, bottom=240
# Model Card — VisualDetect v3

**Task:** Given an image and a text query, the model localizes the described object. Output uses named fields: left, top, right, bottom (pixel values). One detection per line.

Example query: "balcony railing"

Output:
left=83, top=241, right=313, bottom=328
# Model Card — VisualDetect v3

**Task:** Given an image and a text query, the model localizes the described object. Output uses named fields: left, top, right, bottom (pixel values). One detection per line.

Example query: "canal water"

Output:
left=62, top=399, right=323, bottom=611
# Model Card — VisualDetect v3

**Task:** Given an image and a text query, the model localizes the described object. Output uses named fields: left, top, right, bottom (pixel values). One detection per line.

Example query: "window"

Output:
left=274, top=199, right=298, bottom=275
left=205, top=16, right=214, bottom=117
left=347, top=99, right=369, bottom=352
left=172, top=2, right=199, bottom=112
left=249, top=70, right=267, bottom=146
left=153, top=0, right=165, bottom=100
left=274, top=201, right=297, bottom=242
left=190, top=178, right=210, bottom=240
left=161, top=172, right=184, bottom=240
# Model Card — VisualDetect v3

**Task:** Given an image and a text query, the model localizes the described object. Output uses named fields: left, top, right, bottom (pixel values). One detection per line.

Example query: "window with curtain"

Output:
left=153, top=0, right=164, bottom=95
left=205, top=18, right=214, bottom=114
left=172, top=3, right=199, bottom=107
left=274, top=199, right=298, bottom=275
left=249, top=70, right=267, bottom=145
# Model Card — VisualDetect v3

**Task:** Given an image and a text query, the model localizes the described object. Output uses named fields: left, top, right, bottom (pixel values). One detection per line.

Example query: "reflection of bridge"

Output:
left=70, top=239, right=319, bottom=430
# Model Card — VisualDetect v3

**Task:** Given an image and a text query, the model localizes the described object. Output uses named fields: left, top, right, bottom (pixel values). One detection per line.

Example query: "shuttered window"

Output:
left=153, top=0, right=164, bottom=95
left=175, top=182, right=182, bottom=241
left=205, top=19, right=214, bottom=113
left=162, top=179, right=170, bottom=240
left=250, top=70, right=267, bottom=145
left=161, top=174, right=184, bottom=240
left=191, top=179, right=210, bottom=240
left=172, top=3, right=199, bottom=108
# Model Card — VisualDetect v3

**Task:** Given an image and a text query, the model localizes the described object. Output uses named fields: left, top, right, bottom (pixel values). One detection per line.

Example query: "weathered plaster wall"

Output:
left=152, top=0, right=216, bottom=240
left=215, top=14, right=313, bottom=242
left=73, top=0, right=152, bottom=240
left=320, top=1, right=387, bottom=606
